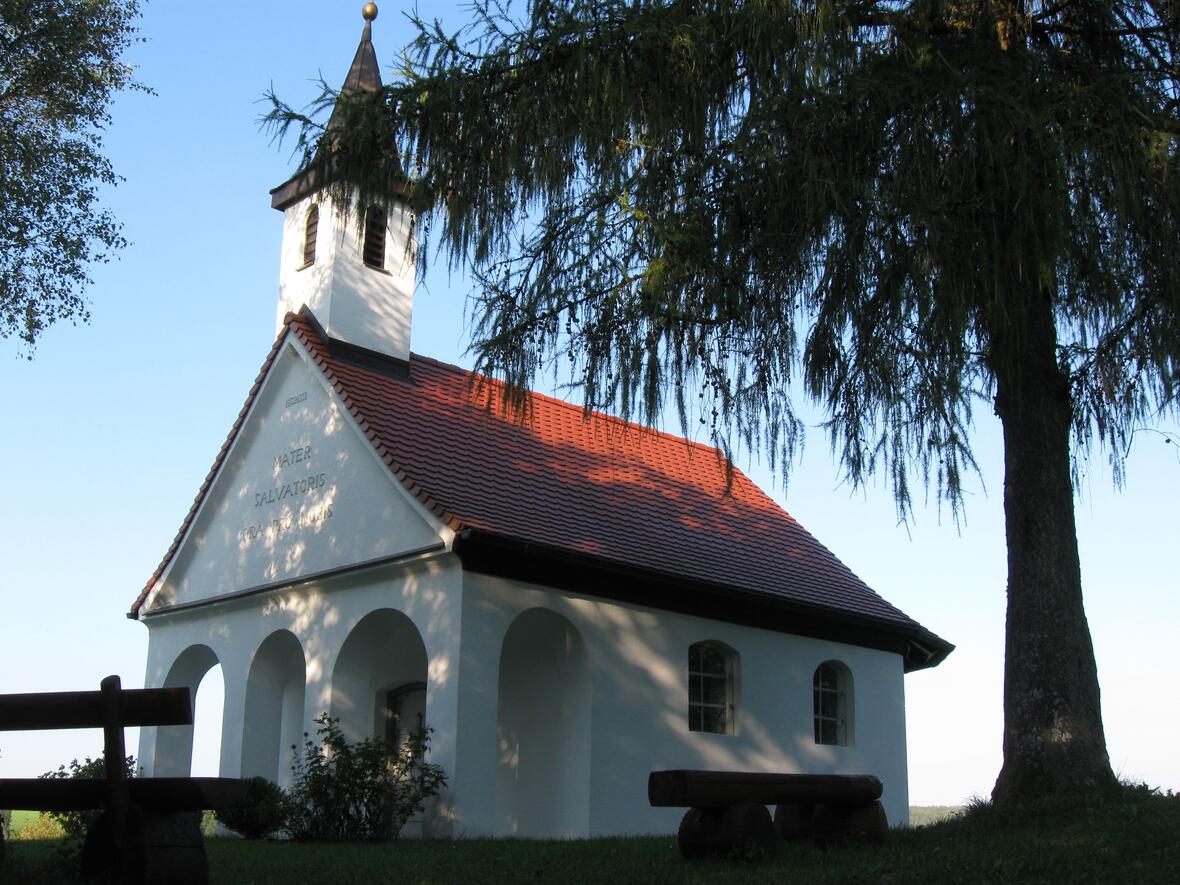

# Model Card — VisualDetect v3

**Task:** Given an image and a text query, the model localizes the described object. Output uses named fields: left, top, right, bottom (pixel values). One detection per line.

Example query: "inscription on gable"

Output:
left=155, top=354, right=444, bottom=610
left=239, top=397, right=337, bottom=544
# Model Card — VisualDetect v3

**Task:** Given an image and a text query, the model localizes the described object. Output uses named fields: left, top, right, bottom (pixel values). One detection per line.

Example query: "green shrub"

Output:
left=216, top=776, right=287, bottom=839
left=284, top=713, right=447, bottom=841
left=39, top=754, right=136, bottom=839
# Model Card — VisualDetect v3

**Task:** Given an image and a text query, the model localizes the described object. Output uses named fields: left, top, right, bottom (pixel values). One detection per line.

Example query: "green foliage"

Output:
left=264, top=0, right=1179, bottom=805
left=38, top=754, right=136, bottom=839
left=266, top=1, right=1180, bottom=505
left=283, top=713, right=447, bottom=842
left=0, top=0, right=146, bottom=353
left=215, top=776, right=287, bottom=840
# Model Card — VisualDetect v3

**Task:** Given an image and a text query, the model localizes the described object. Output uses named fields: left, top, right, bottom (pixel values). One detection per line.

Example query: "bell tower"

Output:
left=269, top=3, right=414, bottom=363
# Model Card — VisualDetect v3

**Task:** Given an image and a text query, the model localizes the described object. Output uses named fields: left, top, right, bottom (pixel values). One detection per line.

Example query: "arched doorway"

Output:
left=495, top=608, right=590, bottom=838
left=330, top=609, right=428, bottom=745
left=155, top=644, right=221, bottom=777
left=242, top=630, right=306, bottom=786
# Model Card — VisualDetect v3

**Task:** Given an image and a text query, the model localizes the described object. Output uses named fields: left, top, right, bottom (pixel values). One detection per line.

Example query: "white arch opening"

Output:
left=495, top=607, right=591, bottom=838
left=242, top=629, right=306, bottom=786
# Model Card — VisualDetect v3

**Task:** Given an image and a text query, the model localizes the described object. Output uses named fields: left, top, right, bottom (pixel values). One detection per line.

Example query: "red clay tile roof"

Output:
left=132, top=312, right=950, bottom=667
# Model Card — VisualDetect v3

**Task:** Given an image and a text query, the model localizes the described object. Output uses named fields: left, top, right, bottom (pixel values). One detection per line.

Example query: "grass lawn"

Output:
left=4, top=787, right=1177, bottom=884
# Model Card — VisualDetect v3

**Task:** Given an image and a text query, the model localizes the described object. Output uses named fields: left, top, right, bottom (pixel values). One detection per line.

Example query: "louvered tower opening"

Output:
left=363, top=207, right=386, bottom=269
left=301, top=204, right=319, bottom=266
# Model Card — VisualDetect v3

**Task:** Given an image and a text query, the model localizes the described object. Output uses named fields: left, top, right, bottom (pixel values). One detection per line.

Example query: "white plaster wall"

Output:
left=276, top=192, right=415, bottom=362
left=149, top=344, right=445, bottom=610
left=137, top=554, right=465, bottom=836
left=451, top=573, right=910, bottom=837
left=139, top=548, right=909, bottom=839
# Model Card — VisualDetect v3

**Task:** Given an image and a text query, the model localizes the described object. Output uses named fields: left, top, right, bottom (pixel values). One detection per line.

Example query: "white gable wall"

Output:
left=146, top=341, right=445, bottom=612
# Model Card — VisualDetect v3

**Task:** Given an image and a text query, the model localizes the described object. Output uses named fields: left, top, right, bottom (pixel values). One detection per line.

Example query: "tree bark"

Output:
left=989, top=284, right=1117, bottom=807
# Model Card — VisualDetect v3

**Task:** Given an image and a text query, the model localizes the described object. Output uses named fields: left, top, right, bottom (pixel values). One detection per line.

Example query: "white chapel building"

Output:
left=130, top=10, right=951, bottom=837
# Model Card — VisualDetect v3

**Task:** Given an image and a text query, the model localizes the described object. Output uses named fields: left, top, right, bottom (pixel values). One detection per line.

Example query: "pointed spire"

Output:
left=270, top=4, right=387, bottom=210
left=343, top=4, right=383, bottom=96
left=322, top=3, right=383, bottom=139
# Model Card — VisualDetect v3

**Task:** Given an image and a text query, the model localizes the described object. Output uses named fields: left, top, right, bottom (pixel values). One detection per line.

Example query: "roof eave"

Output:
left=451, top=528, right=954, bottom=672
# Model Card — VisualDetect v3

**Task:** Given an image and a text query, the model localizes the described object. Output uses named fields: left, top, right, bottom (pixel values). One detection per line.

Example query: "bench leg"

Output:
left=772, top=802, right=814, bottom=842
left=811, top=800, right=888, bottom=846
left=677, top=806, right=725, bottom=858
left=676, top=802, right=777, bottom=859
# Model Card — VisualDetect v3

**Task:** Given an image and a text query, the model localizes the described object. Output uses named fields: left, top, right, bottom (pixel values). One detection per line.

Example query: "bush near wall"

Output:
left=216, top=777, right=287, bottom=839
left=283, top=714, right=447, bottom=842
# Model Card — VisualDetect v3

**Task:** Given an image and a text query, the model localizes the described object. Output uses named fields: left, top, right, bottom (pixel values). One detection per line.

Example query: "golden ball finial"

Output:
left=362, top=2, right=378, bottom=21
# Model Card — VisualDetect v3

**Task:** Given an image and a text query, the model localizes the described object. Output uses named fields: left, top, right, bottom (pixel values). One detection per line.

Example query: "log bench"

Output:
left=0, top=675, right=250, bottom=884
left=648, top=769, right=889, bottom=858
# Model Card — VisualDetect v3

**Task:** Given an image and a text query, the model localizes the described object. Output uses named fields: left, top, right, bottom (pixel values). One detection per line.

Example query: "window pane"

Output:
left=703, top=706, right=726, bottom=734
left=818, top=719, right=837, bottom=745
left=689, top=674, right=702, bottom=704
left=702, top=675, right=727, bottom=706
left=820, top=691, right=838, bottom=720
left=816, top=664, right=837, bottom=690
left=701, top=645, right=725, bottom=674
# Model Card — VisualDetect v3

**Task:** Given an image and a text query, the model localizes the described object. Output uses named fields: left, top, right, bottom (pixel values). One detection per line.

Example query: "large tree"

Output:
left=268, top=1, right=1180, bottom=805
left=0, top=0, right=143, bottom=352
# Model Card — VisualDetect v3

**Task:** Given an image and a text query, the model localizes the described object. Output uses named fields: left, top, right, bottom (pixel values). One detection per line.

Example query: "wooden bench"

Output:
left=0, top=674, right=249, bottom=884
left=649, top=769, right=889, bottom=858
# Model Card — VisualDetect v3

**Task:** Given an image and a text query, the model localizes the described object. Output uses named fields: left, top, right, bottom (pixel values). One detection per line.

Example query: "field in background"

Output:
left=909, top=805, right=966, bottom=826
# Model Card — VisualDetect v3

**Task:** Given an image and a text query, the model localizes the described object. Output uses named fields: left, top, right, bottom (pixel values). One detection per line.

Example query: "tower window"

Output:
left=813, top=661, right=853, bottom=746
left=301, top=204, right=319, bottom=267
left=363, top=207, right=386, bottom=269
left=688, top=641, right=737, bottom=734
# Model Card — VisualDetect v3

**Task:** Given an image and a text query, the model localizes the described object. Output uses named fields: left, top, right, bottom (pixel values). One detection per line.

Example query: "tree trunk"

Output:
left=989, top=284, right=1117, bottom=807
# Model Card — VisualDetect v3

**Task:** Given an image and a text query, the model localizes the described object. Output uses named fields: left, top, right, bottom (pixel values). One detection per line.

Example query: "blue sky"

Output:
left=0, top=0, right=1176, bottom=807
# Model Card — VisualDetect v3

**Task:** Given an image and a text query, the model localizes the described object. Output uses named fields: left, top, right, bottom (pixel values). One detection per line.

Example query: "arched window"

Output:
left=813, top=661, right=853, bottom=746
left=301, top=204, right=319, bottom=267
left=363, top=206, right=386, bottom=269
left=688, top=641, right=737, bottom=734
